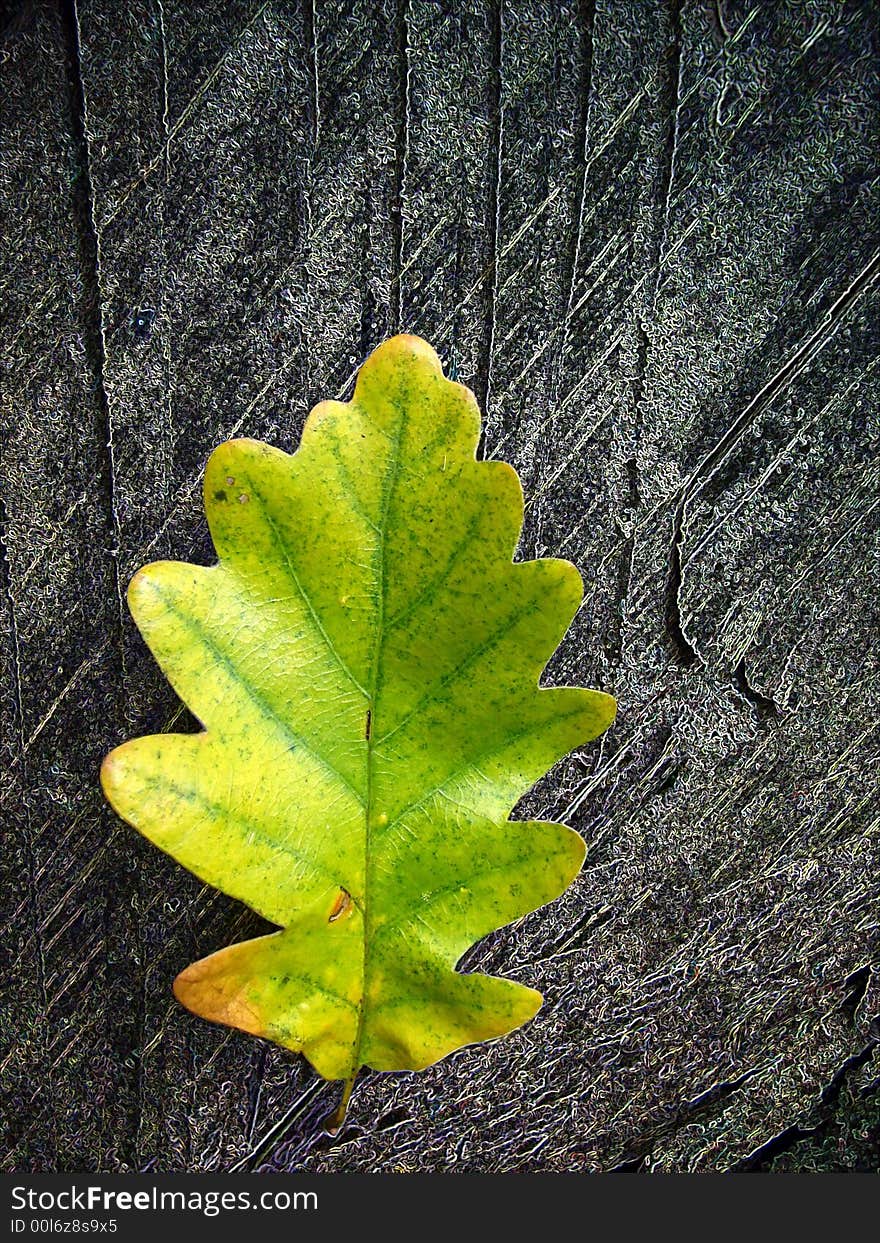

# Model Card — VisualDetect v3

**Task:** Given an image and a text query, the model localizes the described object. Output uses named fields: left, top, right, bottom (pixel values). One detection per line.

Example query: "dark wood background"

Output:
left=2, top=0, right=878, bottom=1173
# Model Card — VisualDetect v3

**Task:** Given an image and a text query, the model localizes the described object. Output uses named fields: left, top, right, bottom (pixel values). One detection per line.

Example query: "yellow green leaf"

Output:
left=101, top=334, right=615, bottom=1114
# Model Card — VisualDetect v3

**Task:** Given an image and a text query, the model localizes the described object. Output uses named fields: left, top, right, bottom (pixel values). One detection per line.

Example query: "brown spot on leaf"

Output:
left=329, top=888, right=353, bottom=923
left=238, top=492, right=249, bottom=504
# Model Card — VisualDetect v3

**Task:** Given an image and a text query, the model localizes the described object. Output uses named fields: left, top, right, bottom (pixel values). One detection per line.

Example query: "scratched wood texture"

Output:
left=2, top=0, right=878, bottom=1173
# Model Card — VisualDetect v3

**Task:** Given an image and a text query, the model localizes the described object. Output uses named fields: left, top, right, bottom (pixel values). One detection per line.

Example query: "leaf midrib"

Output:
left=348, top=392, right=410, bottom=1081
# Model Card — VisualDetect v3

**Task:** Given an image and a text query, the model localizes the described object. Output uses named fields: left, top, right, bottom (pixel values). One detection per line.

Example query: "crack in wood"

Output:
left=731, top=1036, right=879, bottom=1172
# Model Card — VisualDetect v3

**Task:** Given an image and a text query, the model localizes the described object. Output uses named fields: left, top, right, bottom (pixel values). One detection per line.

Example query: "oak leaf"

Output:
left=101, top=335, right=615, bottom=1120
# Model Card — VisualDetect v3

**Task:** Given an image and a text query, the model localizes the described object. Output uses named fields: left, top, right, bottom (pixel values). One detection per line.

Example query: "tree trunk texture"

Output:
left=1, top=0, right=878, bottom=1173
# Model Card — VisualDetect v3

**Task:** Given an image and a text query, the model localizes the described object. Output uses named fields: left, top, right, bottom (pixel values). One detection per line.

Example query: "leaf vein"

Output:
left=376, top=702, right=589, bottom=846
left=247, top=477, right=370, bottom=698
left=375, top=593, right=538, bottom=747
left=373, top=857, right=532, bottom=947
left=385, top=509, right=483, bottom=633
left=155, top=774, right=347, bottom=905
left=155, top=586, right=366, bottom=807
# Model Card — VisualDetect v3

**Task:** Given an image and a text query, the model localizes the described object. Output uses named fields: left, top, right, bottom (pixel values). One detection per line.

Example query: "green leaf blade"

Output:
left=101, top=334, right=616, bottom=1089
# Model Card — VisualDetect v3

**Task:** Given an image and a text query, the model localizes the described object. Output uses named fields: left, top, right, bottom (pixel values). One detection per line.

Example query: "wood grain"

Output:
left=2, top=0, right=878, bottom=1172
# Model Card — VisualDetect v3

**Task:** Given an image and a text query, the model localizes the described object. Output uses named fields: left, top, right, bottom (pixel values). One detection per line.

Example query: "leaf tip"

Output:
left=595, top=690, right=618, bottom=733
left=380, top=331, right=443, bottom=366
left=567, top=825, right=588, bottom=875
left=126, top=563, right=171, bottom=618
left=358, top=333, right=447, bottom=391
left=516, top=986, right=545, bottom=1028
left=126, top=564, right=151, bottom=608
left=173, top=952, right=268, bottom=1038
left=98, top=747, right=122, bottom=801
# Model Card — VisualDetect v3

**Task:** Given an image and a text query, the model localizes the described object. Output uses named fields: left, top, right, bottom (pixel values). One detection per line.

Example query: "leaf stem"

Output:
left=327, top=1074, right=357, bottom=1133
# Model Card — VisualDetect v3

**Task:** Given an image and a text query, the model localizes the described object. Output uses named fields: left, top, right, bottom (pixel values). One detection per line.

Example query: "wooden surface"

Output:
left=2, top=0, right=878, bottom=1172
